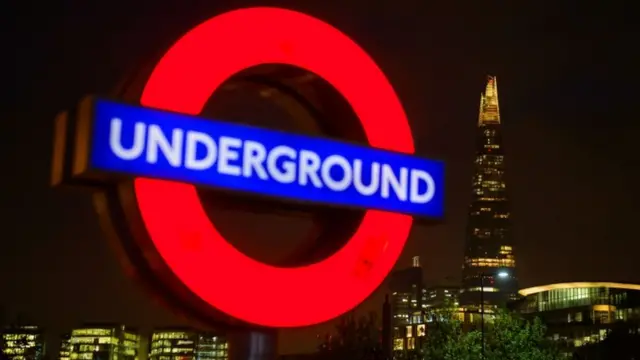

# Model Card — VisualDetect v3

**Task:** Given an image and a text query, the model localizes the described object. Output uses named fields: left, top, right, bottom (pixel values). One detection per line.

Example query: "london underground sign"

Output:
left=84, top=99, right=443, bottom=217
left=53, top=7, right=444, bottom=328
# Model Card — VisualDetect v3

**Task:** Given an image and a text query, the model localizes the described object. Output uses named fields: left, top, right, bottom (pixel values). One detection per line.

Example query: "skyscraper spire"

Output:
left=460, top=75, right=518, bottom=314
left=478, top=76, right=500, bottom=125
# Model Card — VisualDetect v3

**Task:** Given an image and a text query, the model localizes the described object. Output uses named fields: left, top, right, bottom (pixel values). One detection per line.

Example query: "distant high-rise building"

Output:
left=460, top=76, right=519, bottom=314
left=1, top=325, right=45, bottom=360
left=149, top=329, right=227, bottom=360
left=425, top=286, right=460, bottom=310
left=59, top=333, right=71, bottom=360
left=68, top=325, right=139, bottom=360
left=388, top=257, right=427, bottom=353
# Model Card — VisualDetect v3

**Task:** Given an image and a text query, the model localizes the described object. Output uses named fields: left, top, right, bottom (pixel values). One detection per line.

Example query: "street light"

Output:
left=479, top=270, right=509, bottom=359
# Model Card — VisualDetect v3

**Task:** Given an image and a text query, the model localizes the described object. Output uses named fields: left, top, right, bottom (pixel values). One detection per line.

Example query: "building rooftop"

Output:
left=519, top=282, right=640, bottom=296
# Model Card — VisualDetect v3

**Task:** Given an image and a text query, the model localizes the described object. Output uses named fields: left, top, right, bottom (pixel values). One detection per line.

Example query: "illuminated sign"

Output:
left=80, top=98, right=443, bottom=217
left=54, top=7, right=444, bottom=328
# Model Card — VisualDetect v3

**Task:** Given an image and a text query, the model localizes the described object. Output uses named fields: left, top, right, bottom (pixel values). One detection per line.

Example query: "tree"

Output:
left=422, top=305, right=481, bottom=360
left=318, top=311, right=382, bottom=360
left=423, top=307, right=560, bottom=360
left=485, top=311, right=560, bottom=360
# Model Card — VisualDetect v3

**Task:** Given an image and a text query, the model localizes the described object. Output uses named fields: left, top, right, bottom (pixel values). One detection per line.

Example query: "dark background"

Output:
left=1, top=0, right=638, bottom=355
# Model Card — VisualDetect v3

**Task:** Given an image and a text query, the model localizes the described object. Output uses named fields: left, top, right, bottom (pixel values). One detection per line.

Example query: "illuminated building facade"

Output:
left=1, top=326, right=45, bottom=360
left=460, top=76, right=518, bottom=314
left=388, top=256, right=427, bottom=352
left=59, top=333, right=71, bottom=360
left=516, top=282, right=640, bottom=354
left=69, top=325, right=139, bottom=360
left=149, top=329, right=228, bottom=360
left=425, top=286, right=460, bottom=310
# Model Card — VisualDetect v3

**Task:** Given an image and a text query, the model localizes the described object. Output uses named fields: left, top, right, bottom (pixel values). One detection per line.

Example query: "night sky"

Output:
left=2, top=0, right=638, bottom=355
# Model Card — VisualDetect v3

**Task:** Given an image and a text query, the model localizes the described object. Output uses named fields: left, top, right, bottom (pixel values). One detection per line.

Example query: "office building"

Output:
left=515, top=282, right=640, bottom=354
left=149, top=329, right=227, bottom=360
left=68, top=325, right=139, bottom=360
left=59, top=333, right=71, bottom=360
left=460, top=76, right=519, bottom=316
left=1, top=325, right=45, bottom=360
left=388, top=256, right=427, bottom=352
left=425, top=286, right=460, bottom=310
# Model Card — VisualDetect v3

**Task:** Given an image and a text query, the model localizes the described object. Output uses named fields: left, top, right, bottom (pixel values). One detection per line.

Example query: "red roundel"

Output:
left=135, top=7, right=414, bottom=327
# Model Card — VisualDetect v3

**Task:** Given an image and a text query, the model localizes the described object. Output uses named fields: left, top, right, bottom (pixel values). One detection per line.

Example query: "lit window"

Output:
left=467, top=287, right=500, bottom=292
left=393, top=339, right=403, bottom=350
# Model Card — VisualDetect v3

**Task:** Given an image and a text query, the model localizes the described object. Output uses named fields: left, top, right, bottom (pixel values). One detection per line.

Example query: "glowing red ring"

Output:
left=135, top=7, right=414, bottom=327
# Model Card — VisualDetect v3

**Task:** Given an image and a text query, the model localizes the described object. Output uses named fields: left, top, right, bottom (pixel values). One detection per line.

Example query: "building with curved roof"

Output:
left=515, top=282, right=640, bottom=351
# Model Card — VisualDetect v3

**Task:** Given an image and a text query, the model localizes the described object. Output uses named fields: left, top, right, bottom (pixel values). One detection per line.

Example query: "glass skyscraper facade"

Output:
left=59, top=333, right=71, bottom=360
left=68, top=325, right=139, bottom=360
left=388, top=257, right=427, bottom=352
left=1, top=325, right=45, bottom=360
left=149, top=329, right=227, bottom=360
left=460, top=76, right=519, bottom=313
left=516, top=282, right=640, bottom=354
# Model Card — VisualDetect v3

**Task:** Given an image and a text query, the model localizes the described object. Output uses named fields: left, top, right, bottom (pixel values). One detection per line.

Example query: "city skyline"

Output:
left=2, top=0, right=638, bottom=356
left=1, top=324, right=229, bottom=360
left=2, top=69, right=635, bottom=356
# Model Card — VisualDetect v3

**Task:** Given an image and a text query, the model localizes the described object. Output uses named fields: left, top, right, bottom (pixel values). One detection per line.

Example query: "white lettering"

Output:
left=184, top=131, right=216, bottom=170
left=380, top=165, right=408, bottom=201
left=109, top=118, right=145, bottom=160
left=217, top=136, right=242, bottom=176
left=105, top=118, right=438, bottom=209
left=410, top=169, right=436, bottom=204
left=242, top=140, right=268, bottom=180
left=267, top=145, right=297, bottom=184
left=321, top=155, right=352, bottom=192
left=353, top=159, right=380, bottom=196
left=146, top=124, right=183, bottom=167
left=298, top=150, right=323, bottom=188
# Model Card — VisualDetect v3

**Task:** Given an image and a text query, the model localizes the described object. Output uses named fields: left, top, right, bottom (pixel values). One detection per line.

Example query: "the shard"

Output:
left=460, top=76, right=519, bottom=312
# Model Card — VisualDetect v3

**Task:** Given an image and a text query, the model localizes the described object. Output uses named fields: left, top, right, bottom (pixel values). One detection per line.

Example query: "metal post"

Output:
left=382, top=295, right=392, bottom=360
left=227, top=328, right=277, bottom=360
left=480, top=274, right=485, bottom=359
left=608, top=289, right=613, bottom=337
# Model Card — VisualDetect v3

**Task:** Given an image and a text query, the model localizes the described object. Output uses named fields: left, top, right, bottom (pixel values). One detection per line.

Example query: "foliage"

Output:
left=422, top=305, right=481, bottom=360
left=317, top=311, right=383, bottom=360
left=423, top=306, right=560, bottom=360
left=485, top=311, right=560, bottom=360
